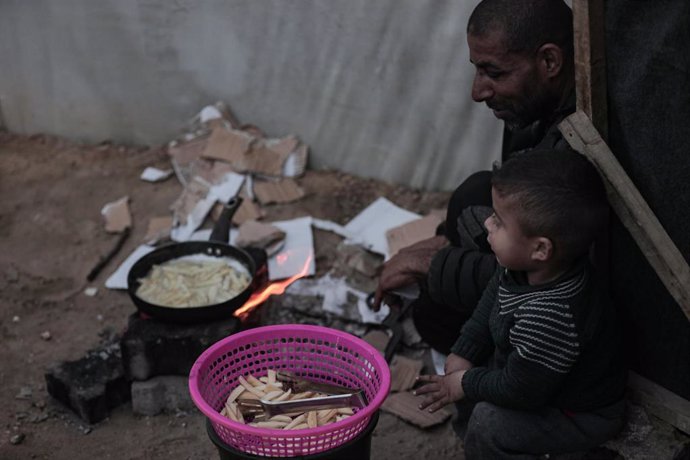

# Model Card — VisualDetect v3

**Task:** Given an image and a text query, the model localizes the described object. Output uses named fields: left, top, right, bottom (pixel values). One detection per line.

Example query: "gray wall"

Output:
left=0, top=0, right=503, bottom=190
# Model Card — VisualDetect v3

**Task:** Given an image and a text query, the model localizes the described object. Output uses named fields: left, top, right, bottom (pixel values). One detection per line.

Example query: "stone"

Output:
left=120, top=313, right=241, bottom=381
left=131, top=376, right=194, bottom=416
left=44, top=339, right=129, bottom=424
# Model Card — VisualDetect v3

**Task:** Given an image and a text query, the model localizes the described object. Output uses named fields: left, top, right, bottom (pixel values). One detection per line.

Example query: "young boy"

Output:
left=415, top=149, right=627, bottom=458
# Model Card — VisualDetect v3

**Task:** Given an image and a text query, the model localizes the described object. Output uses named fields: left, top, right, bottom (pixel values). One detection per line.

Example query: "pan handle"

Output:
left=209, top=197, right=243, bottom=243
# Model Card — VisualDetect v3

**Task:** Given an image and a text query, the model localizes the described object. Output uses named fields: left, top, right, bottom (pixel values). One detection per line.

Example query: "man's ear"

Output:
left=536, top=43, right=563, bottom=78
left=531, top=237, right=554, bottom=262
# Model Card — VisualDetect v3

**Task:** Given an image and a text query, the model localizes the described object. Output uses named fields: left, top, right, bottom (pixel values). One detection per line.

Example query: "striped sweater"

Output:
left=451, top=260, right=626, bottom=412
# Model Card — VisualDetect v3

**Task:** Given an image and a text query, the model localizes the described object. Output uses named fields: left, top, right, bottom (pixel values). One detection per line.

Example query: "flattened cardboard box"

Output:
left=253, top=178, right=305, bottom=205
left=390, top=355, right=424, bottom=393
left=381, top=391, right=451, bottom=428
left=101, top=196, right=132, bottom=233
left=202, top=126, right=293, bottom=177
left=201, top=126, right=254, bottom=165
left=211, top=199, right=263, bottom=226
left=386, top=210, right=445, bottom=258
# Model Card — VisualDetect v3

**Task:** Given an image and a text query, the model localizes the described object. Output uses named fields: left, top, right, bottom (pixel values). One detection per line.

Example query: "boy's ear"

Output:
left=531, top=237, right=553, bottom=262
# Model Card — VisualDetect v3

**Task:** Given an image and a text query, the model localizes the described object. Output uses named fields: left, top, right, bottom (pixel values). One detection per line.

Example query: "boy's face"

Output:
left=484, top=188, right=538, bottom=270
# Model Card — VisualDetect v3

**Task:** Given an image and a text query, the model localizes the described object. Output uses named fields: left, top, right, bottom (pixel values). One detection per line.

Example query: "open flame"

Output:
left=233, top=254, right=313, bottom=319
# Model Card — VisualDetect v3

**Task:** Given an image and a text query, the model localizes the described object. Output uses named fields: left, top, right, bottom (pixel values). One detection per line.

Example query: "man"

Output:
left=372, top=0, right=577, bottom=355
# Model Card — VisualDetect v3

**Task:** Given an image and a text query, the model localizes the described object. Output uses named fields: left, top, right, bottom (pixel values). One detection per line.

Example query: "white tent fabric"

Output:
left=0, top=0, right=503, bottom=190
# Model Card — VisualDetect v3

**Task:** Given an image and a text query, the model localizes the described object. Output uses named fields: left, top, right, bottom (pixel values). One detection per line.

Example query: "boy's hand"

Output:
left=414, top=370, right=466, bottom=413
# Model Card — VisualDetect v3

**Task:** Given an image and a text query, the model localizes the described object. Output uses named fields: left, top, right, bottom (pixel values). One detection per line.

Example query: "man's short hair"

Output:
left=468, top=0, right=573, bottom=57
left=491, top=149, right=608, bottom=261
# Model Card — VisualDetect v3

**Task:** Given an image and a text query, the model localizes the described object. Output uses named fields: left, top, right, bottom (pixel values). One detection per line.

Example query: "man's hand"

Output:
left=414, top=370, right=467, bottom=413
left=370, top=235, right=448, bottom=311
left=445, top=353, right=474, bottom=374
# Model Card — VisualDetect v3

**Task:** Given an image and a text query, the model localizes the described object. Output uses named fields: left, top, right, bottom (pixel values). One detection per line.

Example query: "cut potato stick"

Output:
left=283, top=413, right=307, bottom=430
left=226, top=384, right=246, bottom=403
left=238, top=375, right=265, bottom=397
left=290, top=423, right=309, bottom=430
left=262, top=390, right=285, bottom=401
left=307, top=411, right=318, bottom=428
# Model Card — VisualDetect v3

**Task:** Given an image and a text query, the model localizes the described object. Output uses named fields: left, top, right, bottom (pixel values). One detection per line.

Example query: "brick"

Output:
left=131, top=376, right=194, bottom=416
left=45, top=340, right=130, bottom=424
left=120, top=313, right=241, bottom=381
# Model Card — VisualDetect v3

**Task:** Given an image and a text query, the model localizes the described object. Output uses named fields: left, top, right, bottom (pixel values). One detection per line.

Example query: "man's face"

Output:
left=484, top=189, right=536, bottom=271
left=468, top=31, right=552, bottom=130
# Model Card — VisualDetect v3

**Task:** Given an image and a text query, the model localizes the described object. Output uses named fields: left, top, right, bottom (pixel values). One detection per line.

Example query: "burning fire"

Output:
left=233, top=254, right=313, bottom=319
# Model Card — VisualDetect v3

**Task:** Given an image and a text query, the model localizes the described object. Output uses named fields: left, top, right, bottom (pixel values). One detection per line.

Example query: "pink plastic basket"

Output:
left=189, top=324, right=391, bottom=457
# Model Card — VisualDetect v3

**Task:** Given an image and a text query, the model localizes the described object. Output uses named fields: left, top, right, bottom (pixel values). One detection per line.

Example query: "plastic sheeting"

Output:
left=0, top=0, right=503, bottom=190
left=605, top=0, right=690, bottom=399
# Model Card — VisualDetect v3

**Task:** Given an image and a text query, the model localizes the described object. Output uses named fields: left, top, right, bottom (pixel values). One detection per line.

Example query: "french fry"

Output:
left=238, top=375, right=265, bottom=397
left=317, top=409, right=337, bottom=426
left=269, top=415, right=293, bottom=423
left=284, top=413, right=307, bottom=430
left=336, top=407, right=354, bottom=415
left=273, top=389, right=292, bottom=402
left=246, top=374, right=262, bottom=387
left=268, top=369, right=277, bottom=385
left=262, top=390, right=285, bottom=401
left=252, top=420, right=289, bottom=429
left=307, top=411, right=318, bottom=428
left=226, top=384, right=246, bottom=403
left=290, top=423, right=309, bottom=430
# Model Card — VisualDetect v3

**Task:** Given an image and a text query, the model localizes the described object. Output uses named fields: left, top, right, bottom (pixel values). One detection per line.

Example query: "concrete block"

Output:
left=120, top=314, right=241, bottom=381
left=131, top=376, right=194, bottom=416
left=45, top=340, right=130, bottom=424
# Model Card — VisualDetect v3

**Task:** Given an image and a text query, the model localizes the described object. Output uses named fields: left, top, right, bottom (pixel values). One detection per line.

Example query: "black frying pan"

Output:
left=127, top=197, right=258, bottom=323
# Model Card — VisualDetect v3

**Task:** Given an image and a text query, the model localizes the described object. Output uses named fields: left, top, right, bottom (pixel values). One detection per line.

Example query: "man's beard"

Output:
left=489, top=92, right=551, bottom=132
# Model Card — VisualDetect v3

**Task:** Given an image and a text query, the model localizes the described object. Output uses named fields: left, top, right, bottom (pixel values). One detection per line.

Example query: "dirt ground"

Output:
left=0, top=132, right=687, bottom=460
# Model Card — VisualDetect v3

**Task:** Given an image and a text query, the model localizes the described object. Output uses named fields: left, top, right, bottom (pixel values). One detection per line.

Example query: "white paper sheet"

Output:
left=104, top=244, right=156, bottom=289
left=344, top=197, right=420, bottom=259
left=140, top=167, right=173, bottom=182
left=264, top=216, right=315, bottom=281
left=208, top=172, right=245, bottom=203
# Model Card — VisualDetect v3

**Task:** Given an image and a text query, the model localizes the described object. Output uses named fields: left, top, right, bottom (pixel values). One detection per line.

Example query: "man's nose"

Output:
left=472, top=74, right=493, bottom=102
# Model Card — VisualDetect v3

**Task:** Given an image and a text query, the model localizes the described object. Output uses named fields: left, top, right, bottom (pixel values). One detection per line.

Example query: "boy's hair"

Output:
left=468, top=0, right=573, bottom=58
left=491, top=149, right=608, bottom=261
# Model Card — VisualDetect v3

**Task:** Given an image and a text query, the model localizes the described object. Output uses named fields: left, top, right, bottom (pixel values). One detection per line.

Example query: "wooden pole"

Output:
left=559, top=111, right=690, bottom=322
left=572, top=0, right=608, bottom=139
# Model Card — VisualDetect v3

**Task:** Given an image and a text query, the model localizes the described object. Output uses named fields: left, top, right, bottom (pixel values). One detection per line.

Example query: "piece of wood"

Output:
left=628, top=371, right=690, bottom=435
left=559, top=111, right=690, bottom=322
left=572, top=0, right=608, bottom=139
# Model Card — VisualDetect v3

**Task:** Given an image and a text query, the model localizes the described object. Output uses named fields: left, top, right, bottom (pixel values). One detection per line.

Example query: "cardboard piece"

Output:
left=344, top=197, right=420, bottom=259
left=362, top=330, right=390, bottom=355
left=253, top=178, right=305, bottom=205
left=283, top=142, right=309, bottom=177
left=390, top=356, right=424, bottom=393
left=248, top=141, right=291, bottom=176
left=201, top=126, right=304, bottom=178
left=168, top=136, right=209, bottom=166
left=144, top=216, right=173, bottom=244
left=211, top=198, right=263, bottom=226
left=232, top=216, right=315, bottom=281
left=169, top=178, right=210, bottom=226
left=101, top=196, right=132, bottom=233
left=201, top=126, right=254, bottom=165
left=386, top=211, right=445, bottom=258
left=235, top=220, right=286, bottom=250
left=381, top=391, right=452, bottom=428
